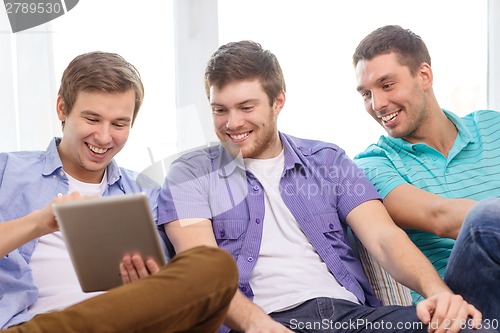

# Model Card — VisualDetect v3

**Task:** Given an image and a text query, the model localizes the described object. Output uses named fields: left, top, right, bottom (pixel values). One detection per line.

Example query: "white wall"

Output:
left=0, top=1, right=495, bottom=172
left=489, top=0, right=500, bottom=110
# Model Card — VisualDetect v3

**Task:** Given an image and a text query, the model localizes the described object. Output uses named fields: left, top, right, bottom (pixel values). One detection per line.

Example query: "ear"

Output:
left=419, top=63, right=433, bottom=91
left=272, top=91, right=286, bottom=116
left=56, top=96, right=66, bottom=121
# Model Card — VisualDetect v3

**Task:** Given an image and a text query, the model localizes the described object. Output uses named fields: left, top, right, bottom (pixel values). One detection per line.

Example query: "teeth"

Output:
left=230, top=133, right=249, bottom=140
left=88, top=144, right=108, bottom=154
left=381, top=112, right=398, bottom=122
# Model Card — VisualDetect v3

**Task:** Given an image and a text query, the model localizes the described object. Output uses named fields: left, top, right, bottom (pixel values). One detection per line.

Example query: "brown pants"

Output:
left=5, top=246, right=237, bottom=333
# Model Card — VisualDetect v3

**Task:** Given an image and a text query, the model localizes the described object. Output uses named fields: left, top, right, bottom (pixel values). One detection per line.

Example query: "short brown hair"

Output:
left=204, top=40, right=286, bottom=106
left=58, top=51, right=144, bottom=125
left=352, top=25, right=431, bottom=75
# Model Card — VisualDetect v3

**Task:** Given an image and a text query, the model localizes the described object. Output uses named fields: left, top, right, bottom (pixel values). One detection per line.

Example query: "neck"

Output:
left=57, top=146, right=105, bottom=184
left=407, top=108, right=457, bottom=156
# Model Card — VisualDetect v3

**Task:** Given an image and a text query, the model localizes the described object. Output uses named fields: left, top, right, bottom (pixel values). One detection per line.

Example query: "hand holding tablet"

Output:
left=52, top=193, right=166, bottom=292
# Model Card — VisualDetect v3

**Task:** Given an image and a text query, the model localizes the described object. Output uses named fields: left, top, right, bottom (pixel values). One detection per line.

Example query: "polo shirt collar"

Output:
left=386, top=109, right=474, bottom=151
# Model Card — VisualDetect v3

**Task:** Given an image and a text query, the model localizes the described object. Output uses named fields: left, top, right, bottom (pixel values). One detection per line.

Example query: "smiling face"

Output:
left=210, top=79, right=285, bottom=159
left=56, top=89, right=135, bottom=183
left=355, top=52, right=432, bottom=141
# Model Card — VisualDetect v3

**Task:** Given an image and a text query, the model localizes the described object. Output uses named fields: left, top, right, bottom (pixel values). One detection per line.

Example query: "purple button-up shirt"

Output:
left=159, top=133, right=382, bottom=312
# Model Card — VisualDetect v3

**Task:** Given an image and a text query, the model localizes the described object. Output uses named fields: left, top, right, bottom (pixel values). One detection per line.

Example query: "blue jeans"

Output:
left=445, top=197, right=500, bottom=321
left=267, top=298, right=497, bottom=333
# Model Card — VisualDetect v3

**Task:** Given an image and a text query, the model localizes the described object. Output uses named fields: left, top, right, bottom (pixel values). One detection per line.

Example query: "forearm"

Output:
left=384, top=185, right=477, bottom=239
left=0, top=210, right=44, bottom=257
left=429, top=198, right=476, bottom=239
left=349, top=200, right=452, bottom=298
left=379, top=227, right=451, bottom=298
left=223, top=290, right=277, bottom=332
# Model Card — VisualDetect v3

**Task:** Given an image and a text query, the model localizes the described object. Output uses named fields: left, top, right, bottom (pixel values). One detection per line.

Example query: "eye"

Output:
left=85, top=117, right=98, bottom=123
left=382, top=82, right=395, bottom=90
left=113, top=122, right=129, bottom=128
left=360, top=91, right=371, bottom=100
left=212, top=108, right=227, bottom=115
left=241, top=106, right=254, bottom=112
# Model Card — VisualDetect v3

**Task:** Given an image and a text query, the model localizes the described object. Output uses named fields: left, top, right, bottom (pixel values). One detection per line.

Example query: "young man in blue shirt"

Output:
left=353, top=25, right=500, bottom=319
left=158, top=40, right=494, bottom=333
left=0, top=51, right=237, bottom=333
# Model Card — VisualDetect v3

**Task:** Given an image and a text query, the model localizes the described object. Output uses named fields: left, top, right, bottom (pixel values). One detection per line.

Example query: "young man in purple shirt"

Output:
left=158, top=41, right=493, bottom=333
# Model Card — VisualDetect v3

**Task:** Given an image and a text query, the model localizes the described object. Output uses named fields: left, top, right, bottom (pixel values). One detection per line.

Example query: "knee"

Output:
left=464, top=197, right=500, bottom=231
left=461, top=198, right=500, bottom=259
left=184, top=246, right=238, bottom=290
left=207, top=247, right=239, bottom=284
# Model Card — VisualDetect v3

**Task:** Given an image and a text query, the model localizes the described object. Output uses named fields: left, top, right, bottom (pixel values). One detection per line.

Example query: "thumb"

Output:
left=416, top=299, right=433, bottom=324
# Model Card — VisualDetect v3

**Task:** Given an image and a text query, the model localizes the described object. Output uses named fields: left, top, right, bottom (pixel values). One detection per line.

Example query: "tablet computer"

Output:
left=53, top=193, right=166, bottom=292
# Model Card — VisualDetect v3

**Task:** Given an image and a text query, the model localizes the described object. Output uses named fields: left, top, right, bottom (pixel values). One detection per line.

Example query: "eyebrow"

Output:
left=80, top=110, right=131, bottom=123
left=356, top=74, right=392, bottom=92
left=210, top=99, right=259, bottom=107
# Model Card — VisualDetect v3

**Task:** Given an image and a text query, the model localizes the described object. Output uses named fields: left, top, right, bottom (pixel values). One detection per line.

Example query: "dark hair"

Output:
left=58, top=51, right=144, bottom=126
left=204, top=40, right=286, bottom=105
left=352, top=25, right=431, bottom=75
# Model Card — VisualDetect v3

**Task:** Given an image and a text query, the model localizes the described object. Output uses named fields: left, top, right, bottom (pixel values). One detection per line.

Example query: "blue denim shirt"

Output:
left=159, top=133, right=382, bottom=330
left=0, top=138, right=160, bottom=328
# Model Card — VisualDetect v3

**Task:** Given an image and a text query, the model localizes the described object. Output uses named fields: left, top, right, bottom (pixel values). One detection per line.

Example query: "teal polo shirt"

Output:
left=354, top=109, right=500, bottom=303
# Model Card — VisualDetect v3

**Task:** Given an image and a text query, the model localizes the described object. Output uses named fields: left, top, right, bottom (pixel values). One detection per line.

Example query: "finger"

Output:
left=131, top=254, right=150, bottom=278
left=145, top=258, right=161, bottom=274
left=446, top=301, right=470, bottom=333
left=119, top=262, right=131, bottom=284
left=416, top=300, right=433, bottom=325
left=467, top=304, right=482, bottom=329
left=438, top=296, right=463, bottom=333
left=122, top=255, right=140, bottom=281
left=428, top=297, right=450, bottom=333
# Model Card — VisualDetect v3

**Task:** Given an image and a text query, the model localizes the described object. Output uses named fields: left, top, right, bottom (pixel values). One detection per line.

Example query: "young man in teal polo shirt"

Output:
left=353, top=25, right=500, bottom=319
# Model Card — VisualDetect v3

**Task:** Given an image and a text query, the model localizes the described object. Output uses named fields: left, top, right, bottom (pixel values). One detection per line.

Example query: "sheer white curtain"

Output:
left=0, top=13, right=58, bottom=152
left=0, top=1, right=178, bottom=176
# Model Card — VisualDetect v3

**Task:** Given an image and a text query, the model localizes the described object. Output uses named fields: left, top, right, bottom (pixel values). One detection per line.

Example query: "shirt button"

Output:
left=220, top=230, right=226, bottom=238
left=253, top=185, right=259, bottom=191
left=57, top=193, right=63, bottom=197
left=52, top=175, right=57, bottom=179
left=329, top=223, right=334, bottom=229
left=431, top=156, right=437, bottom=161
left=59, top=171, right=65, bottom=177
left=255, top=218, right=261, bottom=224
left=247, top=257, right=253, bottom=262
left=240, top=286, right=247, bottom=292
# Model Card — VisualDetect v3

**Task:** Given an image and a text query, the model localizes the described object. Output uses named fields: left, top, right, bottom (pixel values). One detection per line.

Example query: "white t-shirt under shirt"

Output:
left=28, top=170, right=107, bottom=314
left=245, top=150, right=358, bottom=314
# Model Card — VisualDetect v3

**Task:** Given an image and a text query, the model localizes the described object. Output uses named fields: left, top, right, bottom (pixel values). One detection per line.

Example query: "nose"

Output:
left=225, top=110, right=244, bottom=130
left=371, top=91, right=389, bottom=113
left=95, top=123, right=112, bottom=145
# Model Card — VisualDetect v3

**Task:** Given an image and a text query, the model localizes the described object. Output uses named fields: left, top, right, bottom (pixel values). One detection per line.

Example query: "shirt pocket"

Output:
left=212, top=218, right=248, bottom=258
left=313, top=210, right=354, bottom=259
left=313, top=210, right=345, bottom=242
